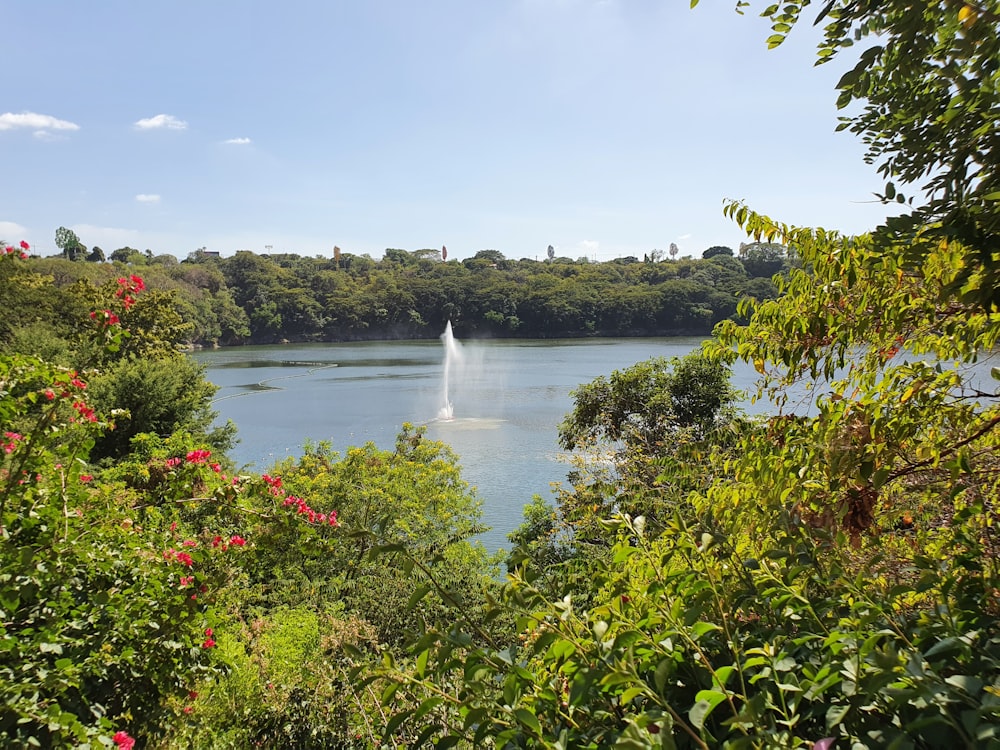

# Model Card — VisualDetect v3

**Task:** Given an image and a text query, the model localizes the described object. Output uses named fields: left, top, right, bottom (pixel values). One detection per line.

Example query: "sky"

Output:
left=1, top=1, right=898, bottom=262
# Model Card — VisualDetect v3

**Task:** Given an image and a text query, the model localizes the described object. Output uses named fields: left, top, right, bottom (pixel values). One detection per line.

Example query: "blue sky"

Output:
left=2, top=1, right=896, bottom=262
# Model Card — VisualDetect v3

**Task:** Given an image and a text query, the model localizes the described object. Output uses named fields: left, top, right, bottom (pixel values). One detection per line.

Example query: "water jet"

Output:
left=438, top=321, right=462, bottom=420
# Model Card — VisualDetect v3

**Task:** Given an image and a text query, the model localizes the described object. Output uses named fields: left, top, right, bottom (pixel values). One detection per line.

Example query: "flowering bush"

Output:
left=0, top=254, right=339, bottom=746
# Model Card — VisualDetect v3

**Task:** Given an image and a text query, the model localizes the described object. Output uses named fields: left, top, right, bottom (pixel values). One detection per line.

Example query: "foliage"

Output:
left=85, top=355, right=235, bottom=464
left=5, top=245, right=779, bottom=346
left=735, top=0, right=1000, bottom=308
left=0, top=350, right=232, bottom=747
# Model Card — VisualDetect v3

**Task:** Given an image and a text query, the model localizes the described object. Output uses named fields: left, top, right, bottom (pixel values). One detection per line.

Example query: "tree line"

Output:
left=19, top=237, right=791, bottom=346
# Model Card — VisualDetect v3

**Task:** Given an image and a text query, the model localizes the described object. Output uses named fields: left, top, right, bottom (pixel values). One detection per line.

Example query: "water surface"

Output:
left=192, top=337, right=720, bottom=552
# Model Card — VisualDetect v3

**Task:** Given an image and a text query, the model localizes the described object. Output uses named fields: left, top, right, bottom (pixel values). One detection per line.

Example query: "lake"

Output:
left=190, top=336, right=757, bottom=552
left=191, top=337, right=997, bottom=553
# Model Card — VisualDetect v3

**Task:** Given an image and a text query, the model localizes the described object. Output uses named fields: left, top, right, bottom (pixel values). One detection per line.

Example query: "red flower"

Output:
left=112, top=731, right=135, bottom=750
left=229, top=535, right=246, bottom=546
left=202, top=637, right=216, bottom=648
left=19, top=240, right=29, bottom=250
left=130, top=274, right=146, bottom=291
left=186, top=449, right=211, bottom=464
left=79, top=474, right=93, bottom=483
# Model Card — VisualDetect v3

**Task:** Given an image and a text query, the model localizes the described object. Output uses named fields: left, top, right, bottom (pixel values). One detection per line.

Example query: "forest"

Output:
left=2, top=0, right=1000, bottom=748
left=7, top=240, right=788, bottom=346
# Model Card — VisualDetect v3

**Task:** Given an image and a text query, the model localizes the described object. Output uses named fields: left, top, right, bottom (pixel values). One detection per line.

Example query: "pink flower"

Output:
left=43, top=389, right=55, bottom=400
left=229, top=535, right=246, bottom=547
left=186, top=449, right=211, bottom=464
left=130, top=274, right=146, bottom=291
left=112, top=731, right=135, bottom=750
left=182, top=539, right=197, bottom=547
left=165, top=457, right=182, bottom=469
left=71, top=400, right=97, bottom=422
left=175, top=552, right=194, bottom=567
left=183, top=705, right=193, bottom=714
left=79, top=474, right=93, bottom=483
left=19, top=240, right=29, bottom=250
left=212, top=535, right=222, bottom=548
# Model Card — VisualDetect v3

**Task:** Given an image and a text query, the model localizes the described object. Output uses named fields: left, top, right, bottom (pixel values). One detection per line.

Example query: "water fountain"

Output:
left=438, top=321, right=461, bottom=420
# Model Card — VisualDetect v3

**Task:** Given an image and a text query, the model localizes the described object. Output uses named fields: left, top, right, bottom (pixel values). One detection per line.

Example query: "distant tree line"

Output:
left=8, top=232, right=794, bottom=346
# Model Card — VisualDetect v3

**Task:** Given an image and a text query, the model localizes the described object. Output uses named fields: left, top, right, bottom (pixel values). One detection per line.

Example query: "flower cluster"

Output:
left=112, top=730, right=135, bottom=750
left=89, top=309, right=121, bottom=327
left=3, top=431, right=22, bottom=454
left=202, top=627, right=215, bottom=649
left=70, top=399, right=98, bottom=423
left=164, top=547, right=195, bottom=567
left=2, top=240, right=29, bottom=259
left=282, top=494, right=339, bottom=526
left=114, top=274, right=146, bottom=310
left=210, top=533, right=247, bottom=551
left=165, top=449, right=220, bottom=471
left=263, top=473, right=339, bottom=526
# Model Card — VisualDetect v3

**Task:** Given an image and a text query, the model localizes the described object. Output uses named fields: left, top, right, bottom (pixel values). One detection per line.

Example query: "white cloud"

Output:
left=135, top=194, right=161, bottom=204
left=134, top=114, right=188, bottom=130
left=0, top=221, right=29, bottom=240
left=224, top=137, right=251, bottom=145
left=0, top=111, right=79, bottom=135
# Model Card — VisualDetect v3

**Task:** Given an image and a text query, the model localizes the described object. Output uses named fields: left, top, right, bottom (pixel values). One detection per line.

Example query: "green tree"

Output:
left=738, top=241, right=786, bottom=278
left=742, top=0, right=1000, bottom=307
left=54, top=226, right=85, bottom=261
left=702, top=245, right=733, bottom=259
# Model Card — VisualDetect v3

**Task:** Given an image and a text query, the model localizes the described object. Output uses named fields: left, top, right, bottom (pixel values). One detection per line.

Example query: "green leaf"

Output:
left=415, top=648, right=430, bottom=678
left=945, top=674, right=983, bottom=695
left=691, top=621, right=722, bottom=639
left=689, top=689, right=727, bottom=729
left=514, top=707, right=542, bottom=736
left=382, top=708, right=413, bottom=740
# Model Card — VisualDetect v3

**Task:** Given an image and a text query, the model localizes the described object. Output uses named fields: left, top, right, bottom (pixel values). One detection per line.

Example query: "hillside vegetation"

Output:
left=6, top=244, right=785, bottom=346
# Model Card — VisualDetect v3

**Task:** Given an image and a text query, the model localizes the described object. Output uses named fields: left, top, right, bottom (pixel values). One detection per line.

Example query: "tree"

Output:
left=702, top=245, right=733, bottom=259
left=739, top=0, right=1000, bottom=307
left=110, top=246, right=144, bottom=264
left=54, top=226, right=85, bottom=261
left=738, top=241, right=786, bottom=278
left=85, top=245, right=105, bottom=263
